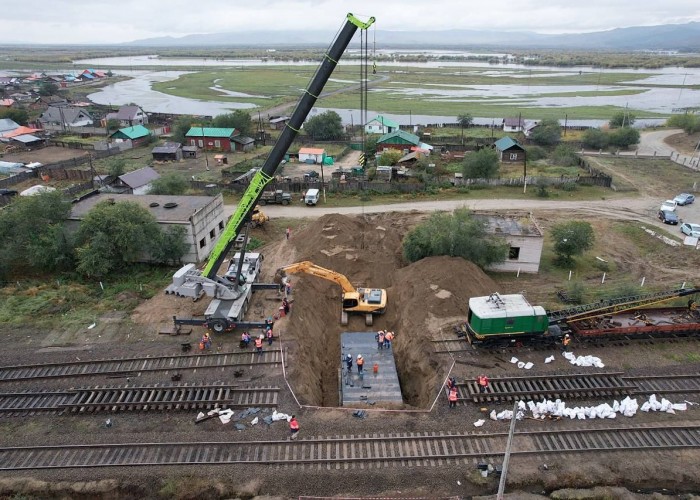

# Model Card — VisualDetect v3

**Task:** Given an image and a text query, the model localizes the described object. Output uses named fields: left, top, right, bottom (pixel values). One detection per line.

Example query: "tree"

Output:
left=402, top=208, right=509, bottom=270
left=378, top=149, right=403, bottom=166
left=171, top=116, right=196, bottom=144
left=609, top=111, right=636, bottom=128
left=462, top=148, right=499, bottom=179
left=150, top=226, right=188, bottom=265
left=608, top=127, right=640, bottom=148
left=75, top=201, right=162, bottom=277
left=457, top=113, right=473, bottom=144
left=303, top=111, right=344, bottom=140
left=0, top=107, right=29, bottom=125
left=582, top=128, right=609, bottom=150
left=107, top=158, right=126, bottom=178
left=551, top=144, right=579, bottom=167
left=148, top=172, right=189, bottom=195
left=530, top=118, right=561, bottom=146
left=105, top=118, right=120, bottom=134
left=212, top=110, right=253, bottom=136
left=38, top=81, right=59, bottom=96
left=0, top=191, right=73, bottom=277
left=667, top=114, right=700, bottom=135
left=550, top=220, right=595, bottom=265
left=363, top=136, right=378, bottom=166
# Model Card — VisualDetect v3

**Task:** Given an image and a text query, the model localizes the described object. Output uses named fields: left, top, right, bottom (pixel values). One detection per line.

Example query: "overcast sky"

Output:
left=2, top=0, right=699, bottom=45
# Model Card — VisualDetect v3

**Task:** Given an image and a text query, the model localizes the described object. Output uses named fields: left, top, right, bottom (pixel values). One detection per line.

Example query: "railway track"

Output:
left=1, top=424, right=697, bottom=471
left=432, top=338, right=472, bottom=353
left=0, top=383, right=279, bottom=416
left=0, top=350, right=281, bottom=383
left=461, top=373, right=700, bottom=403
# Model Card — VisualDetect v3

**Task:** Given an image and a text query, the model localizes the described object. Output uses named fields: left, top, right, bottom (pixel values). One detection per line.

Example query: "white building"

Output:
left=476, top=213, right=544, bottom=273
left=298, top=147, right=325, bottom=164
left=68, top=193, right=225, bottom=263
left=365, top=115, right=399, bottom=135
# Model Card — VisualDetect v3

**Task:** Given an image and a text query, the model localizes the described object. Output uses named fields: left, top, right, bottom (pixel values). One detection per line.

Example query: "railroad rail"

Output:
left=0, top=350, right=281, bottom=383
left=461, top=373, right=700, bottom=403
left=432, top=338, right=472, bottom=353
left=0, top=383, right=279, bottom=416
left=0, top=424, right=697, bottom=471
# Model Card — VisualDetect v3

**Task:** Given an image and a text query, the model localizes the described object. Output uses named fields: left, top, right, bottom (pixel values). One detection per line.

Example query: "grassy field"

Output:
left=582, top=156, right=700, bottom=193
left=149, top=64, right=671, bottom=121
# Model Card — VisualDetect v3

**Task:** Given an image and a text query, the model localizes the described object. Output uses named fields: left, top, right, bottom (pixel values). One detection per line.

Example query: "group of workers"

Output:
left=375, top=330, right=395, bottom=349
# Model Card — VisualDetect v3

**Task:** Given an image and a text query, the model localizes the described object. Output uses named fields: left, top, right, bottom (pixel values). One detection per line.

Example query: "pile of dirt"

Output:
left=283, top=213, right=499, bottom=408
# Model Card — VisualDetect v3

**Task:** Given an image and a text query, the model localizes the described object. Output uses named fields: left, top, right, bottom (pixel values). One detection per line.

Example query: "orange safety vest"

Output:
left=478, top=376, right=489, bottom=387
left=378, top=333, right=384, bottom=342
left=255, top=338, right=263, bottom=348
left=290, top=418, right=299, bottom=431
left=357, top=357, right=364, bottom=366
left=448, top=388, right=458, bottom=402
left=385, top=332, right=393, bottom=341
left=563, top=336, right=571, bottom=346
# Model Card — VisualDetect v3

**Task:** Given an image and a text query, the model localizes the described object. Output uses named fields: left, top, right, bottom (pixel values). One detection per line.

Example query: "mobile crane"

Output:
left=167, top=13, right=376, bottom=333
left=275, top=261, right=387, bottom=326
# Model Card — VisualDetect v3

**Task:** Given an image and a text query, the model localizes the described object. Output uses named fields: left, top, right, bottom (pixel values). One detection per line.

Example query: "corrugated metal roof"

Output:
left=494, top=136, right=523, bottom=151
left=232, top=136, right=255, bottom=145
left=367, top=114, right=399, bottom=128
left=11, top=134, right=42, bottom=143
left=186, top=127, right=236, bottom=138
left=118, top=166, right=160, bottom=189
left=377, top=130, right=420, bottom=146
left=113, top=125, right=151, bottom=140
left=151, top=142, right=182, bottom=154
left=299, top=147, right=325, bottom=155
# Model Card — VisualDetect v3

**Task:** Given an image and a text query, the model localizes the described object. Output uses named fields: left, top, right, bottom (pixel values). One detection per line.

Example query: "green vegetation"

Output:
left=148, top=172, right=189, bottom=195
left=550, top=220, right=595, bottom=265
left=212, top=110, right=254, bottom=136
left=303, top=110, right=344, bottom=140
left=666, top=113, right=700, bottom=134
left=402, top=208, right=509, bottom=269
left=529, top=118, right=562, bottom=146
left=462, top=148, right=500, bottom=179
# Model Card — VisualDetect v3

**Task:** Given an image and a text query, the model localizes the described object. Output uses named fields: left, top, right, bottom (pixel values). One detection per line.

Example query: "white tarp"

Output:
left=563, top=351, right=605, bottom=368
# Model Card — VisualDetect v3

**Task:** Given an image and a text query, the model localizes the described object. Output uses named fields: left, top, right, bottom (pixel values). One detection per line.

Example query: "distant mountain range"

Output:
left=125, top=22, right=700, bottom=51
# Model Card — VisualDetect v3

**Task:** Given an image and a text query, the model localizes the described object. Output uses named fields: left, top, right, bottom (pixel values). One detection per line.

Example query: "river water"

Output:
left=76, top=54, right=699, bottom=125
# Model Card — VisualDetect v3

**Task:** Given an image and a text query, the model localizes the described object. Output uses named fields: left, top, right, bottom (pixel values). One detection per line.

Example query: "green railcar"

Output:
left=466, top=293, right=548, bottom=340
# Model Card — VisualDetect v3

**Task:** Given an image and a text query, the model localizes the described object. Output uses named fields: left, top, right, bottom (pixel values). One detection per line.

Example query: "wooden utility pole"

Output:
left=497, top=401, right=519, bottom=499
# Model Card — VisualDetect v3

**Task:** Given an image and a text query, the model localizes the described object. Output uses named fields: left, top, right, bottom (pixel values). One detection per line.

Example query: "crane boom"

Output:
left=278, top=261, right=357, bottom=293
left=203, top=13, right=375, bottom=280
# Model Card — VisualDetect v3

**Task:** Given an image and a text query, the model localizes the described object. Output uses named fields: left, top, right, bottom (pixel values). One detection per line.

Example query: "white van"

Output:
left=304, top=188, right=320, bottom=206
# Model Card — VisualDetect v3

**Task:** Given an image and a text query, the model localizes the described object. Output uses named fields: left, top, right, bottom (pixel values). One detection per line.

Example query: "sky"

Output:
left=1, top=0, right=699, bottom=45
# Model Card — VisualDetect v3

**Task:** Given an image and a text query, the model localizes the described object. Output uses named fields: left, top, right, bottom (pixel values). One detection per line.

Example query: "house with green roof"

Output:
left=110, top=125, right=151, bottom=147
left=185, top=127, right=240, bottom=152
left=494, top=136, right=525, bottom=162
left=376, top=130, right=423, bottom=154
left=365, top=115, right=399, bottom=135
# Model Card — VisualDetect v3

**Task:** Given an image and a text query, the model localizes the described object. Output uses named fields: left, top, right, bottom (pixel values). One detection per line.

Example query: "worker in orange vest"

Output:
left=376, top=330, right=385, bottom=350
left=356, top=354, right=364, bottom=374
left=477, top=374, right=489, bottom=393
left=384, top=331, right=394, bottom=349
left=448, top=386, right=458, bottom=408
left=563, top=333, right=571, bottom=352
left=255, top=335, right=263, bottom=355
left=289, top=415, right=300, bottom=440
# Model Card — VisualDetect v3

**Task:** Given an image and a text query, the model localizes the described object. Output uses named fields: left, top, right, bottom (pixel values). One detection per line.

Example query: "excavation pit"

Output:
left=339, top=332, right=403, bottom=406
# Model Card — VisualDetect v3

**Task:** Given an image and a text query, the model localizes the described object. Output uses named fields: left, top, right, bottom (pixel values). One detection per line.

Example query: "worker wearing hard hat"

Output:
left=356, top=354, right=364, bottom=374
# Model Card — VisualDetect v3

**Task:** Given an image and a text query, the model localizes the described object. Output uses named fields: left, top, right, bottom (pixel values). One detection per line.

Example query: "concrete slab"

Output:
left=340, top=331, right=403, bottom=406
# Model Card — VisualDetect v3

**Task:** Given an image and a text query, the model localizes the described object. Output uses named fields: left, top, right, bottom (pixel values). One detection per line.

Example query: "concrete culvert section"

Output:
left=280, top=213, right=499, bottom=408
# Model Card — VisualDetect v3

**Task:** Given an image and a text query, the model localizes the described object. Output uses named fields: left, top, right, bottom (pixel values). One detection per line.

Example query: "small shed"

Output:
left=231, top=136, right=255, bottom=152
left=114, top=166, right=160, bottom=195
left=214, top=154, right=228, bottom=165
left=269, top=116, right=290, bottom=130
left=365, top=115, right=399, bottom=135
left=182, top=145, right=198, bottom=159
left=151, top=142, right=182, bottom=161
left=298, top=147, right=325, bottom=164
left=503, top=117, right=525, bottom=133
left=494, top=137, right=525, bottom=162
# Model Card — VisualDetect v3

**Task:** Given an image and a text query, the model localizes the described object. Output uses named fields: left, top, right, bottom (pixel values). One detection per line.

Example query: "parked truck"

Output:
left=259, top=189, right=292, bottom=206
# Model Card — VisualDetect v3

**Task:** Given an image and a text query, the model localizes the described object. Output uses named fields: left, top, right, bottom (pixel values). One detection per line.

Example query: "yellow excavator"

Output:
left=251, top=205, right=269, bottom=228
left=275, top=261, right=387, bottom=326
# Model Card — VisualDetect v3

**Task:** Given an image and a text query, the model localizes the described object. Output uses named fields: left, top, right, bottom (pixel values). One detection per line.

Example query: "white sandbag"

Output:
left=490, top=410, right=498, bottom=421
left=497, top=410, right=514, bottom=420
left=197, top=412, right=205, bottom=420
left=672, top=403, right=688, bottom=411
left=576, top=409, right=586, bottom=420
left=524, top=362, right=534, bottom=370
left=518, top=401, right=527, bottom=411
left=612, top=400, right=620, bottom=412
left=219, top=413, right=232, bottom=424
left=563, top=352, right=576, bottom=361
left=544, top=355, right=555, bottom=364
left=473, top=419, right=486, bottom=427
left=510, top=356, right=519, bottom=364
left=517, top=361, right=526, bottom=369
left=660, top=398, right=672, bottom=412
left=271, top=410, right=290, bottom=422
left=640, top=401, right=651, bottom=412
left=620, top=397, right=638, bottom=417
left=648, top=394, right=662, bottom=411
left=250, top=417, right=259, bottom=426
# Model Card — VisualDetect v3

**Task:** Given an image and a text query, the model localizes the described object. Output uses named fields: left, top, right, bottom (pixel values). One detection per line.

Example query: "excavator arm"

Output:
left=277, top=261, right=357, bottom=294
left=202, top=13, right=375, bottom=281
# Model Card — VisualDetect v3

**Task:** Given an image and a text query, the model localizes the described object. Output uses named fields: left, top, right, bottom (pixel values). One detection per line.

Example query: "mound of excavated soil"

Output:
left=282, top=213, right=499, bottom=408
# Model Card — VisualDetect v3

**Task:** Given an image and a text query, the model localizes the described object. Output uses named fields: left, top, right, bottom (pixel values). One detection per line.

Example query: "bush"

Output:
left=551, top=144, right=579, bottom=167
left=525, top=146, right=547, bottom=161
left=666, top=114, right=700, bottom=135
left=558, top=182, right=578, bottom=192
left=566, top=281, right=586, bottom=304
left=530, top=118, right=562, bottom=146
left=582, top=128, right=609, bottom=150
left=608, top=127, right=640, bottom=148
left=551, top=220, right=595, bottom=265
left=462, top=148, right=500, bottom=179
left=536, top=182, right=550, bottom=198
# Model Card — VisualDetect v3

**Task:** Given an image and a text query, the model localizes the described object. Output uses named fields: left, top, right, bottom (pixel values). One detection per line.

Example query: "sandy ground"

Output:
left=1, top=132, right=700, bottom=498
